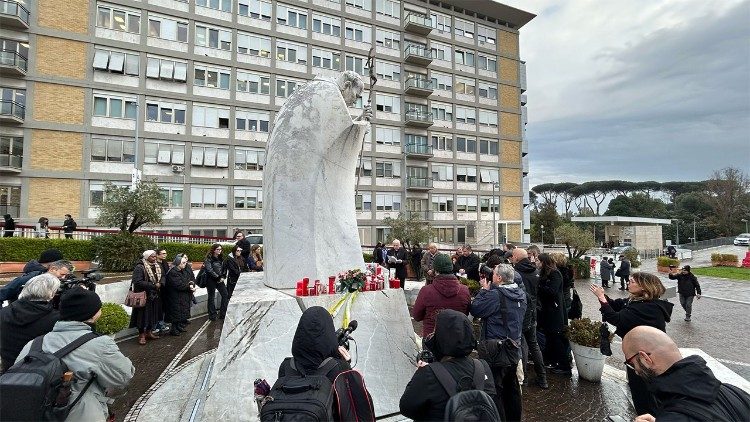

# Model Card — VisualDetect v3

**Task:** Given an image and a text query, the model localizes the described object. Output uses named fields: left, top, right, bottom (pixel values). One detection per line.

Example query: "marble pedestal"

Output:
left=201, top=272, right=419, bottom=421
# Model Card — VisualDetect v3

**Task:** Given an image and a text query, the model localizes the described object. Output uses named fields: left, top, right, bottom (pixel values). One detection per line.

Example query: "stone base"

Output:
left=201, top=272, right=419, bottom=421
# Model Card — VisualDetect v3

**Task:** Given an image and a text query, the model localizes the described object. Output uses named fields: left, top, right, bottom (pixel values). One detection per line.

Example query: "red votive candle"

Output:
left=314, top=279, right=321, bottom=295
left=328, top=276, right=335, bottom=294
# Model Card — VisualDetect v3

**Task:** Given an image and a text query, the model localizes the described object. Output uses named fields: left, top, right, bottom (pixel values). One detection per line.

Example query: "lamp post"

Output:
left=492, top=182, right=499, bottom=248
left=743, top=218, right=749, bottom=233
left=540, top=224, right=545, bottom=245
left=674, top=219, right=680, bottom=245
left=693, top=219, right=697, bottom=243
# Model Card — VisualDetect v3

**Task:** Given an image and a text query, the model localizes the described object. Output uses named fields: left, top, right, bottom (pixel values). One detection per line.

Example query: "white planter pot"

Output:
left=571, top=342, right=606, bottom=382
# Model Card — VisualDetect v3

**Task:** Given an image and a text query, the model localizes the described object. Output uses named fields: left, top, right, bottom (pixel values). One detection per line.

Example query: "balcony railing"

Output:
left=404, top=143, right=433, bottom=157
left=404, top=77, right=433, bottom=96
left=0, top=0, right=30, bottom=27
left=406, top=177, right=433, bottom=189
left=403, top=12, right=432, bottom=35
left=0, top=153, right=22, bottom=171
left=404, top=110, right=433, bottom=127
left=0, top=50, right=28, bottom=73
left=0, top=100, right=25, bottom=121
left=404, top=44, right=433, bottom=65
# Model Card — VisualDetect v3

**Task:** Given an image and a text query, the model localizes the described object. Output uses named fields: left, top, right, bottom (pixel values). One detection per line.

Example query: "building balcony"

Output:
left=403, top=12, right=432, bottom=35
left=0, top=50, right=28, bottom=77
left=0, top=153, right=22, bottom=172
left=404, top=210, right=431, bottom=221
left=404, top=44, right=433, bottom=66
left=522, top=156, right=529, bottom=175
left=520, top=94, right=527, bottom=106
left=521, top=136, right=528, bottom=156
left=0, top=0, right=30, bottom=29
left=404, top=77, right=433, bottom=97
left=404, top=110, right=433, bottom=127
left=0, top=100, right=24, bottom=123
left=520, top=61, right=527, bottom=93
left=406, top=177, right=433, bottom=191
left=404, top=143, right=433, bottom=159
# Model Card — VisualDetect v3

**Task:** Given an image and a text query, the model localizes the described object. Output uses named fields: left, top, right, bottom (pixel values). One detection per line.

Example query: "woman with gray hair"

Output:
left=0, top=273, right=61, bottom=373
left=164, top=254, right=197, bottom=336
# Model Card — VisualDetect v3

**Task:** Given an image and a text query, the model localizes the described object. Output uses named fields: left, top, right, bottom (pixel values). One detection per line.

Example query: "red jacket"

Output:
left=412, top=274, right=471, bottom=337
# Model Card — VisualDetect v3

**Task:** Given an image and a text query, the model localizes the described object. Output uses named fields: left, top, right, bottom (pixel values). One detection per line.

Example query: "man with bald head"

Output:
left=510, top=248, right=547, bottom=388
left=623, top=326, right=750, bottom=422
left=387, top=239, right=408, bottom=289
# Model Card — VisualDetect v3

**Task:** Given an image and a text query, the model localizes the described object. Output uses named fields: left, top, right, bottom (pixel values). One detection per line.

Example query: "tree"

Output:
left=570, top=182, right=610, bottom=215
left=530, top=202, right=561, bottom=244
left=96, top=180, right=166, bottom=233
left=531, top=183, right=558, bottom=206
left=551, top=182, right=579, bottom=217
left=604, top=193, right=669, bottom=218
left=382, top=211, right=432, bottom=248
left=555, top=223, right=595, bottom=259
left=704, top=167, right=750, bottom=236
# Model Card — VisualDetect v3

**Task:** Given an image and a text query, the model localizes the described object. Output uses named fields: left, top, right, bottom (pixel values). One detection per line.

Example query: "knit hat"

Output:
left=60, top=288, right=102, bottom=322
left=39, top=248, right=64, bottom=264
left=683, top=265, right=691, bottom=272
left=142, top=250, right=156, bottom=260
left=433, top=253, right=453, bottom=275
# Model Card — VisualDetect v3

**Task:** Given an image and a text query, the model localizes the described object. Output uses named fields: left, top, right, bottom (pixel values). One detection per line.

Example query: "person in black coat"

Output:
left=203, top=243, right=228, bottom=321
left=223, top=244, right=246, bottom=299
left=410, top=243, right=423, bottom=280
left=387, top=239, right=408, bottom=288
left=129, top=250, right=164, bottom=345
left=2, top=214, right=15, bottom=237
left=234, top=231, right=252, bottom=262
left=617, top=256, right=631, bottom=290
left=590, top=272, right=674, bottom=416
left=537, top=253, right=571, bottom=375
left=373, top=242, right=384, bottom=266
left=668, top=265, right=701, bottom=321
left=454, top=245, right=481, bottom=282
left=164, top=254, right=196, bottom=336
left=400, top=309, right=497, bottom=421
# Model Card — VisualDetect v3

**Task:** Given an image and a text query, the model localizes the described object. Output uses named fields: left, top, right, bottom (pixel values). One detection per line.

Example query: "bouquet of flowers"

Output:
left=337, top=268, right=368, bottom=293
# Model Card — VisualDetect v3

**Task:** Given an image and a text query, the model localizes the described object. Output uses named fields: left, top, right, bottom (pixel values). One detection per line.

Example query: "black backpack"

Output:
left=0, top=331, right=99, bottom=421
left=332, top=370, right=375, bottom=422
left=195, top=267, right=207, bottom=288
left=259, top=357, right=337, bottom=422
left=430, top=359, right=501, bottom=422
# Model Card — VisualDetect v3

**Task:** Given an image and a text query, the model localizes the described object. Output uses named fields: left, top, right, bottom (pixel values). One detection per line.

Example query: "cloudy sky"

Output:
left=499, top=0, right=750, bottom=187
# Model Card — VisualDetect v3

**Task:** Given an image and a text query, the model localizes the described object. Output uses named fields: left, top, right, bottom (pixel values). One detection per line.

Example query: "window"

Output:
left=237, top=32, right=271, bottom=57
left=430, top=10, right=450, bottom=32
left=357, top=159, right=372, bottom=176
left=148, top=15, right=188, bottom=42
left=454, top=18, right=474, bottom=39
left=235, top=148, right=266, bottom=170
left=478, top=53, right=497, bottom=72
left=405, top=103, right=428, bottom=115
left=376, top=193, right=401, bottom=211
left=93, top=93, right=137, bottom=119
left=276, top=40, right=307, bottom=64
left=455, top=76, right=475, bottom=95
left=479, top=140, right=499, bottom=155
left=375, top=28, right=399, bottom=50
left=236, top=109, right=270, bottom=132
left=456, top=107, right=476, bottom=124
left=456, top=166, right=477, bottom=182
left=431, top=134, right=453, bottom=151
left=0, top=137, right=22, bottom=168
left=159, top=186, right=183, bottom=208
left=455, top=48, right=475, bottom=66
left=479, top=168, right=499, bottom=183
left=275, top=78, right=300, bottom=98
left=277, top=4, right=307, bottom=29
left=235, top=188, right=263, bottom=209
left=0, top=185, right=21, bottom=213
left=312, top=48, right=341, bottom=70
left=312, top=13, right=341, bottom=36
left=238, top=0, right=271, bottom=20
left=376, top=0, right=398, bottom=17
left=194, top=64, right=230, bottom=89
left=190, top=187, right=228, bottom=208
left=93, top=49, right=139, bottom=76
left=146, top=57, right=187, bottom=81
left=346, top=0, right=371, bottom=11
left=406, top=198, right=428, bottom=213
left=375, top=126, right=399, bottom=145
left=375, top=94, right=400, bottom=114
left=478, top=25, right=496, bottom=44
left=430, top=71, right=452, bottom=90
left=456, top=195, right=477, bottom=212
left=431, top=164, right=453, bottom=181
left=91, top=138, right=135, bottom=162
left=456, top=136, right=477, bottom=153
left=192, top=105, right=230, bottom=128
left=191, top=145, right=229, bottom=168
left=375, top=161, right=400, bottom=178
left=236, top=71, right=270, bottom=94
left=430, top=102, right=452, bottom=121
left=144, top=141, right=185, bottom=164
left=478, top=81, right=498, bottom=100
left=197, top=0, right=231, bottom=12
left=355, top=193, right=372, bottom=211
left=430, top=42, right=451, bottom=61
left=345, top=54, right=368, bottom=76
left=480, top=196, right=499, bottom=212
left=431, top=195, right=453, bottom=212
left=96, top=5, right=140, bottom=33
left=195, top=24, right=231, bottom=50
left=345, top=21, right=371, bottom=43
left=405, top=133, right=428, bottom=148
left=478, top=110, right=498, bottom=127
left=375, top=61, right=400, bottom=80
left=145, top=100, right=186, bottom=124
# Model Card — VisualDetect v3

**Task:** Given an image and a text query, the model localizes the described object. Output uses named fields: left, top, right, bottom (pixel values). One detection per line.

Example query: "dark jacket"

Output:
left=600, top=260, right=612, bottom=281
left=514, top=259, right=539, bottom=329
left=279, top=306, right=350, bottom=379
left=650, top=355, right=750, bottom=421
left=538, top=268, right=566, bottom=332
left=600, top=297, right=673, bottom=338
left=669, top=272, right=701, bottom=297
left=373, top=246, right=384, bottom=265
left=470, top=282, right=527, bottom=342
left=236, top=238, right=251, bottom=261
left=454, top=253, right=480, bottom=282
left=223, top=256, right=245, bottom=284
left=400, top=310, right=496, bottom=422
left=618, top=259, right=631, bottom=277
left=0, top=260, right=47, bottom=304
left=164, top=265, right=194, bottom=323
left=387, top=247, right=408, bottom=280
left=62, top=217, right=76, bottom=234
left=131, top=262, right=162, bottom=300
left=0, top=299, right=59, bottom=371
left=2, top=215, right=15, bottom=236
left=203, top=255, right=224, bottom=282
left=412, top=274, right=471, bottom=337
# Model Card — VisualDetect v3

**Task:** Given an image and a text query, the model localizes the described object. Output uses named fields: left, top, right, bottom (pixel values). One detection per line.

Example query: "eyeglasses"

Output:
left=624, top=351, right=650, bottom=370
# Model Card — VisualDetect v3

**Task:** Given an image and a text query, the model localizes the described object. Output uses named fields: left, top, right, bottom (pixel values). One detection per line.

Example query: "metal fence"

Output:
left=676, top=237, right=736, bottom=251
left=4, top=224, right=233, bottom=245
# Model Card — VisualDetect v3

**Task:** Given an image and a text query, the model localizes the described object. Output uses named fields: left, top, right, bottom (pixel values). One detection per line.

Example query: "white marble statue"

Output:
left=263, top=71, right=373, bottom=288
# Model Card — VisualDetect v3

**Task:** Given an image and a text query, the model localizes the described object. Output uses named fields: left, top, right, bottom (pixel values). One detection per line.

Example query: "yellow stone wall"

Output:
left=501, top=140, right=521, bottom=165
left=501, top=112, right=521, bottom=138
left=33, top=83, right=85, bottom=125
left=500, top=84, right=519, bottom=110
left=506, top=223, right=522, bottom=242
left=499, top=57, right=519, bottom=82
left=27, top=178, right=82, bottom=218
left=29, top=130, right=83, bottom=171
left=38, top=0, right=89, bottom=34
left=501, top=168, right=522, bottom=192
left=36, top=36, right=87, bottom=79
left=502, top=196, right=522, bottom=220
left=499, top=31, right=519, bottom=57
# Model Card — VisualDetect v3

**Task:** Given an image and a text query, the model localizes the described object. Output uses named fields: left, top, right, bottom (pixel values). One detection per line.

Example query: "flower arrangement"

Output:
left=337, top=268, right=367, bottom=292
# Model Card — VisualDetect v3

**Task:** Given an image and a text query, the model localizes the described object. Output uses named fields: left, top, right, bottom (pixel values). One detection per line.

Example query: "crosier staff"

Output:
left=355, top=47, right=378, bottom=197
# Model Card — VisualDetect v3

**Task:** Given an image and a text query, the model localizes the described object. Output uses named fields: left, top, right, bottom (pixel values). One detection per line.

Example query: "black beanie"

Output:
left=60, top=288, right=102, bottom=322
left=39, top=248, right=64, bottom=264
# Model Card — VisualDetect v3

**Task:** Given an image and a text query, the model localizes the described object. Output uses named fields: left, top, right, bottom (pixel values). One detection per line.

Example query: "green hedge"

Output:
left=459, top=277, right=481, bottom=297
left=711, top=253, right=738, bottom=265
left=362, top=252, right=374, bottom=263
left=569, top=258, right=591, bottom=279
left=657, top=256, right=680, bottom=267
left=0, top=238, right=95, bottom=262
left=95, top=303, right=130, bottom=335
left=622, top=248, right=641, bottom=268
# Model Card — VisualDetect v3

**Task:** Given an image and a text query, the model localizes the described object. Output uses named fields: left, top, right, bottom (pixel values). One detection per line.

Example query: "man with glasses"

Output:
left=623, top=326, right=750, bottom=422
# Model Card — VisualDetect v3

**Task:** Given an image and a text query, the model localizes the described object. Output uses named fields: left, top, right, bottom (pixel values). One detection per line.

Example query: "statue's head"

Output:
left=336, top=71, right=365, bottom=107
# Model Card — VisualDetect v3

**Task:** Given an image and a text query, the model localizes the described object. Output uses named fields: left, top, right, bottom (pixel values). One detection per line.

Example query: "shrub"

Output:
left=622, top=248, right=641, bottom=268
left=569, top=258, right=590, bottom=280
left=657, top=256, right=680, bottom=267
left=92, top=233, right=156, bottom=271
left=566, top=317, right=610, bottom=348
left=95, top=303, right=130, bottom=335
left=362, top=252, right=374, bottom=263
left=459, top=277, right=480, bottom=297
left=711, top=253, right=738, bottom=266
left=0, top=238, right=95, bottom=262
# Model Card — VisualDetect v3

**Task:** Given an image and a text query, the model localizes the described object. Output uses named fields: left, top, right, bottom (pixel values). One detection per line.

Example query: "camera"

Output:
left=60, top=269, right=103, bottom=293
left=335, top=320, right=358, bottom=350
left=416, top=349, right=434, bottom=363
left=478, top=263, right=495, bottom=280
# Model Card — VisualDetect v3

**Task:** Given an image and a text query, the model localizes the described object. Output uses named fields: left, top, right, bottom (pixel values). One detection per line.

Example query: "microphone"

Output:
left=336, top=320, right=358, bottom=348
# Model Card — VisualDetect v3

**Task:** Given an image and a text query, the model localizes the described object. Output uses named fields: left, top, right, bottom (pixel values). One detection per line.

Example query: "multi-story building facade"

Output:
left=0, top=0, right=533, bottom=246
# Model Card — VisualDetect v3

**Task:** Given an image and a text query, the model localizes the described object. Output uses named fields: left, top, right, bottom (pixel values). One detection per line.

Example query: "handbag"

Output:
left=568, top=289, right=583, bottom=320
left=124, top=284, right=147, bottom=308
left=477, top=290, right=521, bottom=367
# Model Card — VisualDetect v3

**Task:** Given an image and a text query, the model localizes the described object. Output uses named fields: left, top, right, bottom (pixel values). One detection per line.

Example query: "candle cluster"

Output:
left=294, top=266, right=392, bottom=296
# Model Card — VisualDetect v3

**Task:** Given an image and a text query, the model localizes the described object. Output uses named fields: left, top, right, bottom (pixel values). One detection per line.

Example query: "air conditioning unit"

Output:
left=172, top=165, right=185, bottom=173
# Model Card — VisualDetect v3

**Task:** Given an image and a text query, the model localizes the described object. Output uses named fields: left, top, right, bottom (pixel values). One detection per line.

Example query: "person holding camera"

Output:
left=412, top=254, right=471, bottom=338
left=0, top=249, right=69, bottom=306
left=668, top=265, right=701, bottom=321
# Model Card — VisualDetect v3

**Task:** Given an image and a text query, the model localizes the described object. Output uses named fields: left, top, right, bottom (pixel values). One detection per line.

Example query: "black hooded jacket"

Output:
left=600, top=297, right=673, bottom=338
left=514, top=258, right=539, bottom=329
left=0, top=260, right=48, bottom=303
left=650, top=355, right=750, bottom=421
left=400, top=310, right=496, bottom=422
left=0, top=299, right=59, bottom=371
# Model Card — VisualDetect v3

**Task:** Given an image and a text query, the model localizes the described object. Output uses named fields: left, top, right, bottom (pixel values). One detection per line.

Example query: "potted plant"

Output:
left=95, top=303, right=130, bottom=337
left=566, top=318, right=612, bottom=382
left=657, top=256, right=680, bottom=273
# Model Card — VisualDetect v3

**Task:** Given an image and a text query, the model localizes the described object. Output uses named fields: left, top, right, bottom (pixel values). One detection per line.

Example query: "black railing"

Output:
left=0, top=50, right=28, bottom=71
left=0, top=0, right=30, bottom=24
left=0, top=100, right=25, bottom=119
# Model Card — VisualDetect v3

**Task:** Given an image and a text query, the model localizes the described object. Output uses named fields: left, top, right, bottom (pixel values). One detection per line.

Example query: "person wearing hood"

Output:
left=470, top=263, right=527, bottom=422
left=0, top=249, right=66, bottom=305
left=0, top=273, right=60, bottom=373
left=511, top=248, right=547, bottom=389
left=14, top=288, right=134, bottom=421
left=400, top=310, right=497, bottom=421
left=623, top=326, right=750, bottom=422
left=590, top=272, right=673, bottom=416
left=668, top=265, right=701, bottom=321
left=2, top=214, right=15, bottom=237
left=412, top=253, right=471, bottom=338
left=163, top=254, right=197, bottom=336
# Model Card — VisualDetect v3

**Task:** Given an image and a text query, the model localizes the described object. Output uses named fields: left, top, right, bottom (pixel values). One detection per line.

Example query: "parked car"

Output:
left=734, top=233, right=750, bottom=246
left=611, top=245, right=636, bottom=255
left=247, top=234, right=263, bottom=245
